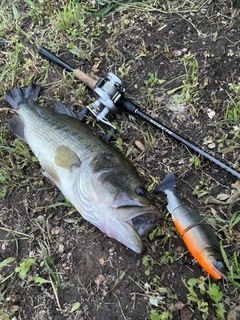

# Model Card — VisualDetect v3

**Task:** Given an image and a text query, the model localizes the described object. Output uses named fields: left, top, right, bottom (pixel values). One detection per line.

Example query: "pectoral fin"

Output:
left=54, top=145, right=81, bottom=170
left=41, top=159, right=60, bottom=187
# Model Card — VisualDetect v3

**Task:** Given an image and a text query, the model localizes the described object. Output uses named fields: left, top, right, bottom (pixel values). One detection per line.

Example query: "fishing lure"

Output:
left=155, top=173, right=226, bottom=279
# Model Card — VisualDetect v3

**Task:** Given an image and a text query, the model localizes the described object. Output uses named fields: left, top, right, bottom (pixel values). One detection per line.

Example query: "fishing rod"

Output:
left=38, top=46, right=240, bottom=180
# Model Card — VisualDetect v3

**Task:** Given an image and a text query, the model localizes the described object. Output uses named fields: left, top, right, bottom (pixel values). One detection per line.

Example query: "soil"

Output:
left=1, top=1, right=240, bottom=320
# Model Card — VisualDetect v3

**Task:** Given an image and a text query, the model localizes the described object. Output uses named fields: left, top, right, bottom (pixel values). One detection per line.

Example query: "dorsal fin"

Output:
left=53, top=101, right=77, bottom=118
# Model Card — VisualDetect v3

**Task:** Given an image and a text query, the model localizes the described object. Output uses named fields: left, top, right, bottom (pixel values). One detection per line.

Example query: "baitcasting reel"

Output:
left=87, top=72, right=125, bottom=128
left=38, top=46, right=240, bottom=179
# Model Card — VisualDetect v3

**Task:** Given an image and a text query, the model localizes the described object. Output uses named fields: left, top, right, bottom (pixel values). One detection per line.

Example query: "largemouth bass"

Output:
left=5, top=84, right=163, bottom=253
left=155, top=172, right=226, bottom=279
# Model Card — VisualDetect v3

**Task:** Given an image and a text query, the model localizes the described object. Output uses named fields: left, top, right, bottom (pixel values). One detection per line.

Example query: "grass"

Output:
left=0, top=127, right=40, bottom=199
left=225, top=82, right=240, bottom=125
left=183, top=277, right=226, bottom=319
left=0, top=0, right=240, bottom=319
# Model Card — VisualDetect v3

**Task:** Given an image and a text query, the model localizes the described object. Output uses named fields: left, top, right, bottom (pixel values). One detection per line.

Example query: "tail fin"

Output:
left=154, top=172, right=176, bottom=194
left=5, top=84, right=41, bottom=110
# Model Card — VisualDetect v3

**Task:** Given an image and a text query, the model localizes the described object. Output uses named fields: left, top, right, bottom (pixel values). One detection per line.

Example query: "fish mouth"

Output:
left=118, top=206, right=163, bottom=237
left=111, top=206, right=163, bottom=254
left=130, top=213, right=163, bottom=236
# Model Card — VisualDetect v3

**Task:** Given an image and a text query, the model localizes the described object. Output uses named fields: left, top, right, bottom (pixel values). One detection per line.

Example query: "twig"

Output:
left=0, top=108, right=17, bottom=113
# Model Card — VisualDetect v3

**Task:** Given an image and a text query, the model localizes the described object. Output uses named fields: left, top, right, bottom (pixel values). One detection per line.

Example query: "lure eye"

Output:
left=135, top=187, right=147, bottom=197
left=215, top=261, right=224, bottom=270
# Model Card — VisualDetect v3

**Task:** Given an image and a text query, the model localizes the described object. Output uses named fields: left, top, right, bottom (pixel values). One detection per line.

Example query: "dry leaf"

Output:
left=208, top=143, right=216, bottom=149
left=2, top=241, right=7, bottom=250
left=160, top=150, right=168, bottom=156
left=180, top=306, right=193, bottom=320
left=135, top=140, right=145, bottom=152
left=95, top=274, right=105, bottom=287
left=207, top=190, right=240, bottom=207
left=210, top=207, right=217, bottom=216
left=232, top=180, right=240, bottom=189
left=58, top=244, right=64, bottom=253
left=207, top=109, right=216, bottom=119
left=178, top=159, right=185, bottom=164
left=216, top=193, right=230, bottom=201
left=203, top=138, right=213, bottom=145
left=51, top=227, right=61, bottom=235
left=174, top=301, right=185, bottom=310
left=91, top=58, right=101, bottom=73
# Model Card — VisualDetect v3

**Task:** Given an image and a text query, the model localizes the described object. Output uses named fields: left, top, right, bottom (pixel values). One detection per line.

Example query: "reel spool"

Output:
left=87, top=72, right=125, bottom=128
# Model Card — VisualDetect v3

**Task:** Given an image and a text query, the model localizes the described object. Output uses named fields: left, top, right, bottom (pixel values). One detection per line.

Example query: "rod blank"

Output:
left=117, top=98, right=240, bottom=179
left=38, top=46, right=97, bottom=89
left=38, top=46, right=240, bottom=180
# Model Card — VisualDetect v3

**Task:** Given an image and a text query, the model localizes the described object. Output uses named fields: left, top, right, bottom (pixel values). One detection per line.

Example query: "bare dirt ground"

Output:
left=0, top=1, right=240, bottom=319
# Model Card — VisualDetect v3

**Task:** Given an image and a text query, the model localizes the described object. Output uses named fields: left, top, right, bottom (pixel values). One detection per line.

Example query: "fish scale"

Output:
left=5, top=83, right=163, bottom=254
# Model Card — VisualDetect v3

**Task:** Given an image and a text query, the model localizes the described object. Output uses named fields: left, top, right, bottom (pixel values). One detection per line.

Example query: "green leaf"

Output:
left=150, top=311, right=161, bottom=320
left=142, top=255, right=150, bottom=266
left=68, top=45, right=83, bottom=58
left=0, top=257, right=16, bottom=269
left=198, top=301, right=208, bottom=313
left=0, top=185, right=8, bottom=199
left=159, top=312, right=169, bottom=320
left=96, top=0, right=106, bottom=4
left=207, top=283, right=222, bottom=304
left=149, top=296, right=159, bottom=307
left=216, top=302, right=226, bottom=319
left=149, top=227, right=162, bottom=240
left=31, top=276, right=51, bottom=285
left=70, top=302, right=81, bottom=313
left=12, top=3, right=19, bottom=20
left=23, top=0, right=35, bottom=7
left=116, top=137, right=123, bottom=149
left=0, top=174, right=6, bottom=183
left=187, top=278, right=197, bottom=286
left=187, top=294, right=198, bottom=302
left=150, top=311, right=169, bottom=320
left=144, top=268, right=150, bottom=276
left=15, top=258, right=36, bottom=280
left=94, top=6, right=113, bottom=17
left=31, top=156, right=38, bottom=162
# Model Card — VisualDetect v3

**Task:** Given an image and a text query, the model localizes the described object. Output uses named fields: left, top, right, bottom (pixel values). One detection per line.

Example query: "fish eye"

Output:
left=215, top=261, right=224, bottom=270
left=135, top=187, right=147, bottom=197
